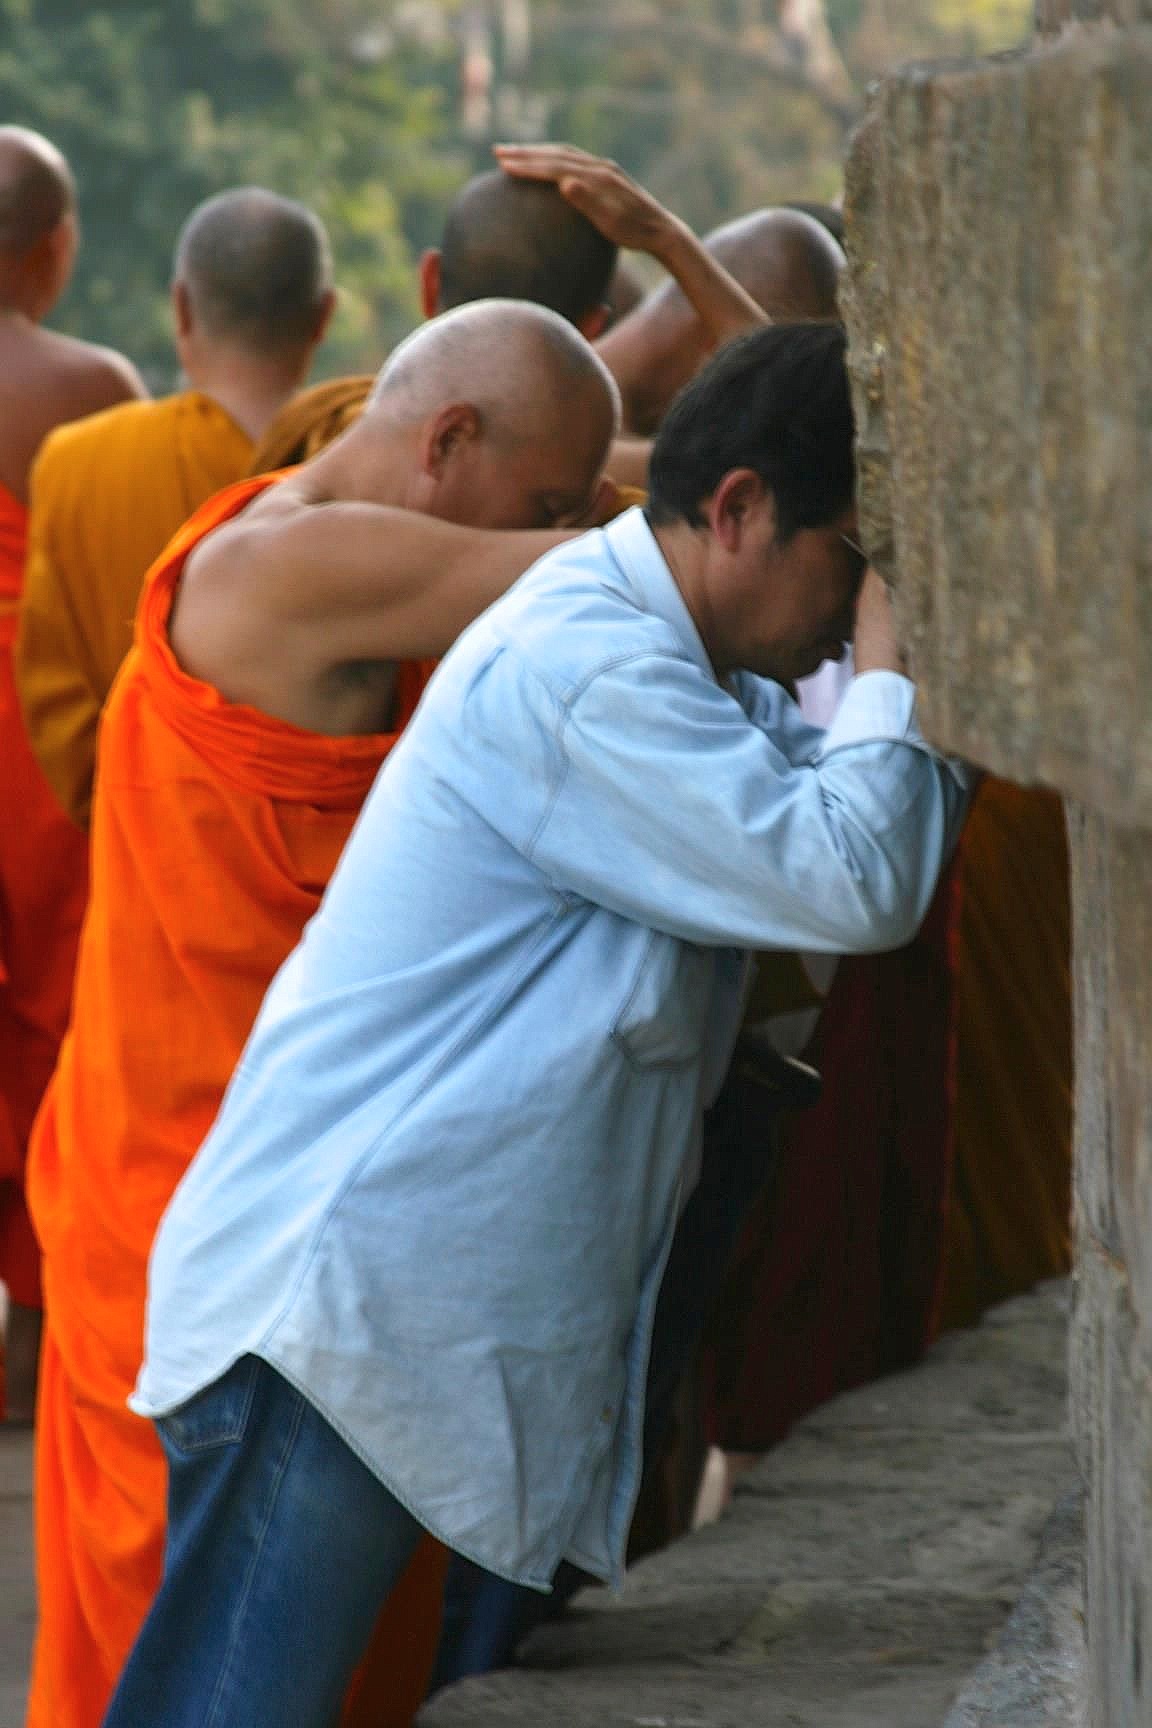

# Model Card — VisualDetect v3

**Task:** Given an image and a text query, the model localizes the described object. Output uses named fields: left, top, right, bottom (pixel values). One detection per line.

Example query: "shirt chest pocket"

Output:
left=612, top=930, right=714, bottom=1070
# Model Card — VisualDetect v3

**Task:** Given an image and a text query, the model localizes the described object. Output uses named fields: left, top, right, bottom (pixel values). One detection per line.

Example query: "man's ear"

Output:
left=709, top=468, right=771, bottom=553
left=420, top=401, right=482, bottom=476
left=577, top=304, right=609, bottom=342
left=419, top=250, right=442, bottom=321
left=170, top=280, right=194, bottom=341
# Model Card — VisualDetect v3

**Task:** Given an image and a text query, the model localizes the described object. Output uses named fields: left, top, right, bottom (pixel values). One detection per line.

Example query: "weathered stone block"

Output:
left=1067, top=810, right=1152, bottom=1727
left=842, top=33, right=1152, bottom=825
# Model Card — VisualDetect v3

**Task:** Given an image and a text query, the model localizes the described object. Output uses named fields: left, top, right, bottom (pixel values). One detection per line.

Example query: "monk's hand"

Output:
left=853, top=568, right=905, bottom=676
left=494, top=143, right=687, bottom=260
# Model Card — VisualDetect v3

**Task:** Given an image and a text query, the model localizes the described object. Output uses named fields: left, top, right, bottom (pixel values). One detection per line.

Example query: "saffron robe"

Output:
left=937, top=779, right=1072, bottom=1327
left=16, top=391, right=253, bottom=828
left=25, top=475, right=438, bottom=1728
left=704, top=866, right=961, bottom=1450
left=249, top=375, right=374, bottom=474
left=0, top=484, right=88, bottom=1320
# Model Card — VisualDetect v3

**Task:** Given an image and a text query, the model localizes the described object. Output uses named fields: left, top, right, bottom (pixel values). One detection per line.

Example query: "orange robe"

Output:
left=25, top=476, right=441, bottom=1728
left=249, top=375, right=374, bottom=474
left=937, top=779, right=1072, bottom=1327
left=0, top=484, right=88, bottom=1322
left=16, top=391, right=254, bottom=828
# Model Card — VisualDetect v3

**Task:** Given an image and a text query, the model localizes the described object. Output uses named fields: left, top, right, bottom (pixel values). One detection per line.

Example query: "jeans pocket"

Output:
left=157, top=1355, right=260, bottom=1456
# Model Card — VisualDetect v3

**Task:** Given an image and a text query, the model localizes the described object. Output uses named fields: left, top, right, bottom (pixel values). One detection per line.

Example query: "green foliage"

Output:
left=0, top=0, right=466, bottom=383
left=0, top=0, right=1033, bottom=383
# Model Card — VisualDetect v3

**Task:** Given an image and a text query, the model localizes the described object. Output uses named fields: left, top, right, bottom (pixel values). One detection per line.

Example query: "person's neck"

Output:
left=183, top=349, right=308, bottom=443
left=651, top=518, right=721, bottom=671
left=293, top=420, right=413, bottom=512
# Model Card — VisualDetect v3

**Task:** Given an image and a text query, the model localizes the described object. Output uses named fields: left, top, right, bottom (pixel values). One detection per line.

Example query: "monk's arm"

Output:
left=180, top=506, right=575, bottom=669
left=15, top=463, right=104, bottom=828
left=494, top=144, right=767, bottom=360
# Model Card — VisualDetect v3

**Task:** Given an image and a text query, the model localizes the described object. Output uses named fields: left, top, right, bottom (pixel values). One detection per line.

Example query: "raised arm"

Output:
left=494, top=143, right=767, bottom=356
left=171, top=497, right=575, bottom=686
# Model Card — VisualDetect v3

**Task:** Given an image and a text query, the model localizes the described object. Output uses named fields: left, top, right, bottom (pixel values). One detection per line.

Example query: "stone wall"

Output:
left=841, top=20, right=1152, bottom=1724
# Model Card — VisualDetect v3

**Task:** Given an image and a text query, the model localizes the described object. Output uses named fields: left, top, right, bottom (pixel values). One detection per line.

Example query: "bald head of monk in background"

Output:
left=0, top=126, right=143, bottom=501
left=600, top=205, right=844, bottom=437
left=419, top=169, right=617, bottom=340
left=171, top=187, right=335, bottom=439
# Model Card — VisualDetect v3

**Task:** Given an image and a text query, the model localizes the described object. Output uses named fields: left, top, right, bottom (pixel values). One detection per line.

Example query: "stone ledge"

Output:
left=420, top=1282, right=1072, bottom=1728
left=944, top=1489, right=1086, bottom=1726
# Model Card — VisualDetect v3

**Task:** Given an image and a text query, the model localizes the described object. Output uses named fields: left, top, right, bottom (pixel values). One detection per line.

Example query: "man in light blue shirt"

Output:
left=110, top=323, right=969, bottom=1728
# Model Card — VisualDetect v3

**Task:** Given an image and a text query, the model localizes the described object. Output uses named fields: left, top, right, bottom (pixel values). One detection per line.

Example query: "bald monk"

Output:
left=17, top=187, right=334, bottom=828
left=599, top=205, right=844, bottom=438
left=250, top=160, right=618, bottom=474
left=24, top=298, right=623, bottom=1728
left=252, top=143, right=765, bottom=480
left=0, top=127, right=142, bottom=1419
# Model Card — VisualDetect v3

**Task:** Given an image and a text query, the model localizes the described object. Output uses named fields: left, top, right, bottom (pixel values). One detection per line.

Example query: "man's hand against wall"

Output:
left=853, top=568, right=905, bottom=676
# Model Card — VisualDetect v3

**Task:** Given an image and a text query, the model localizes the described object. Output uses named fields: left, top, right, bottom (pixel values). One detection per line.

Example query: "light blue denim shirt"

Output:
left=133, top=507, right=969, bottom=1589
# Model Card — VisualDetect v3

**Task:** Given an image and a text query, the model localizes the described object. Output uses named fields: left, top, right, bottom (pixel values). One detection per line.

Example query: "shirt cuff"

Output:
left=818, top=669, right=922, bottom=755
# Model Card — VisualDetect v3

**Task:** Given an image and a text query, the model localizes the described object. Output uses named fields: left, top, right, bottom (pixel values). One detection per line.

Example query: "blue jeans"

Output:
left=103, top=1355, right=422, bottom=1728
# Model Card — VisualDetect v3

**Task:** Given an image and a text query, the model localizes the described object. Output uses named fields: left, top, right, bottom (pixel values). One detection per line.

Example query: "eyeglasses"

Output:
left=840, top=532, right=869, bottom=581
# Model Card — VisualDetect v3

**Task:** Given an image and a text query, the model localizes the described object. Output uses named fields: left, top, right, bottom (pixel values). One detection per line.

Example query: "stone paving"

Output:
left=421, top=1281, right=1076, bottom=1728
left=0, top=1425, right=33, bottom=1727
left=0, top=1283, right=1075, bottom=1728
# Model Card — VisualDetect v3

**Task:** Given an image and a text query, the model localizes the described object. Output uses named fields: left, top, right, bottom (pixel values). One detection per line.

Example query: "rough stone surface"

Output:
left=841, top=31, right=1152, bottom=827
left=845, top=21, right=1152, bottom=1722
left=1067, top=809, right=1152, bottom=1728
left=420, top=1284, right=1071, bottom=1728
left=943, top=1490, right=1087, bottom=1726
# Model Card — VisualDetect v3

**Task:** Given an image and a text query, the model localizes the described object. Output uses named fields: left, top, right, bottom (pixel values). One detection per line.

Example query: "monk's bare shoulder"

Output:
left=169, top=483, right=314, bottom=681
left=0, top=322, right=145, bottom=500
left=32, top=326, right=147, bottom=414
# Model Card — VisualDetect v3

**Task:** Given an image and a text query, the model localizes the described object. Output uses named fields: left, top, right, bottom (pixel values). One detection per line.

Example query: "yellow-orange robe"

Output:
left=16, top=391, right=253, bottom=828
left=248, top=374, right=374, bottom=474
left=25, top=476, right=439, bottom=1728
left=0, top=483, right=88, bottom=1326
left=937, top=779, right=1072, bottom=1328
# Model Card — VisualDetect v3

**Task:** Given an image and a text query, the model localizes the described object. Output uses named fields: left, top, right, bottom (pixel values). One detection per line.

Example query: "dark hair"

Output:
left=174, top=188, right=332, bottom=355
left=439, top=172, right=616, bottom=325
left=647, top=322, right=855, bottom=538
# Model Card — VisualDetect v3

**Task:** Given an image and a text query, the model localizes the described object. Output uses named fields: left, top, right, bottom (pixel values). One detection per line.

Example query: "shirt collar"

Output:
left=602, top=506, right=715, bottom=683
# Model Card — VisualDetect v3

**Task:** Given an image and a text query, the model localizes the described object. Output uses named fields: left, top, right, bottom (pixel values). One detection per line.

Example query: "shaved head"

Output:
left=703, top=208, right=843, bottom=321
left=0, top=127, right=74, bottom=259
left=606, top=205, right=845, bottom=436
left=374, top=298, right=620, bottom=447
left=438, top=172, right=616, bottom=326
left=174, top=187, right=332, bottom=356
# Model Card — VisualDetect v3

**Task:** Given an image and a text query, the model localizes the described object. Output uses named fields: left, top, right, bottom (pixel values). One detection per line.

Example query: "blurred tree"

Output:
left=0, top=0, right=466, bottom=383
left=0, top=0, right=1032, bottom=380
